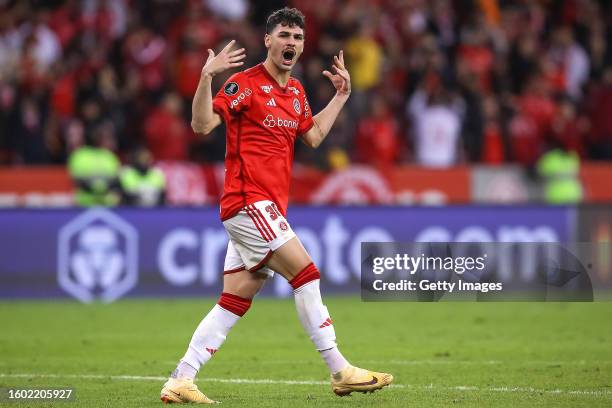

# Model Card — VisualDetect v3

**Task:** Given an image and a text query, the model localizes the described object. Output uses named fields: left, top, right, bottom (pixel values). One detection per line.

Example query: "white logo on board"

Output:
left=57, top=209, right=138, bottom=303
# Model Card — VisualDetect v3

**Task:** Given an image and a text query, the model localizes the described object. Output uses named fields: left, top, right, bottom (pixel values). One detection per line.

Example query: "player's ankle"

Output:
left=174, top=361, right=198, bottom=380
left=320, top=347, right=350, bottom=374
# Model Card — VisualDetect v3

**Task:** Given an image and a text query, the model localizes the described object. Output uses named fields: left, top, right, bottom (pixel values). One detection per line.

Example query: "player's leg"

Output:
left=161, top=242, right=267, bottom=404
left=175, top=269, right=267, bottom=379
left=266, top=237, right=393, bottom=396
left=218, top=201, right=392, bottom=395
left=266, top=238, right=349, bottom=371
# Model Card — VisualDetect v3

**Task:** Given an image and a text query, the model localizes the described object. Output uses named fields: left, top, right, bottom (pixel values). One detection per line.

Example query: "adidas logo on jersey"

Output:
left=266, top=98, right=277, bottom=107
left=261, top=85, right=273, bottom=93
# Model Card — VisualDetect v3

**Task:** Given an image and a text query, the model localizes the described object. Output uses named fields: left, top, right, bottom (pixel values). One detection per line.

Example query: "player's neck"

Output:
left=262, top=59, right=291, bottom=88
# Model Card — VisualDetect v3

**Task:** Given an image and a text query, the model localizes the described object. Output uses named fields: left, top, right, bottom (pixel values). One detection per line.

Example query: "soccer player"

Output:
left=161, top=8, right=393, bottom=404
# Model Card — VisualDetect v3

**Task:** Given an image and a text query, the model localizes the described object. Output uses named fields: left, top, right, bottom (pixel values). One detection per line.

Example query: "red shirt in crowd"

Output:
left=355, top=115, right=400, bottom=167
left=144, top=106, right=194, bottom=161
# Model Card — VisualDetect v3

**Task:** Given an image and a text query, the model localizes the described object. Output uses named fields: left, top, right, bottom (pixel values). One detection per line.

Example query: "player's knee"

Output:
left=223, top=270, right=267, bottom=299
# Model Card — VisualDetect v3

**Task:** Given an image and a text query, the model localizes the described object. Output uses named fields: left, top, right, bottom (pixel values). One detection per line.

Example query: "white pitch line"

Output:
left=1, top=373, right=610, bottom=397
left=362, top=359, right=610, bottom=366
left=403, top=384, right=611, bottom=397
left=170, top=359, right=610, bottom=366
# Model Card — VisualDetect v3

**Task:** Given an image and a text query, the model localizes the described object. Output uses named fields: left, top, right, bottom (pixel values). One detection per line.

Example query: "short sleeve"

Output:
left=212, top=73, right=253, bottom=123
left=297, top=87, right=314, bottom=136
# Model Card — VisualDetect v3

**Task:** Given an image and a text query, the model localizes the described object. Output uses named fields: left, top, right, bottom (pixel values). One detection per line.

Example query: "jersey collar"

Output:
left=259, top=63, right=290, bottom=92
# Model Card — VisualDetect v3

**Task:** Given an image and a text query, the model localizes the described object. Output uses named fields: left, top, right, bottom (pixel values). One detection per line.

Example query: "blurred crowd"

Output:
left=0, top=0, right=611, bottom=170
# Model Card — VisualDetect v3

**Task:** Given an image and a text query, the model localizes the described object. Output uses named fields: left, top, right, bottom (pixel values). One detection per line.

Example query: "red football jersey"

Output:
left=213, top=63, right=314, bottom=220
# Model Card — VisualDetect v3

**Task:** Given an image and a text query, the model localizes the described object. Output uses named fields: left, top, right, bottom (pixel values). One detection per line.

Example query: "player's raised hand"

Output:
left=322, top=50, right=351, bottom=96
left=201, top=40, right=246, bottom=77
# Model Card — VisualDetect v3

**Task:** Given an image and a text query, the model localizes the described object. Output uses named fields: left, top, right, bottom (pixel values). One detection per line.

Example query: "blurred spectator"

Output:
left=0, top=83, right=16, bottom=163
left=144, top=92, right=195, bottom=161
left=206, top=0, right=248, bottom=21
left=586, top=68, right=612, bottom=159
left=345, top=20, right=383, bottom=93
left=8, top=96, right=50, bottom=164
left=345, top=19, right=383, bottom=115
left=0, top=0, right=610, bottom=170
left=509, top=74, right=556, bottom=165
left=481, top=95, right=506, bottom=164
left=355, top=96, right=401, bottom=168
left=174, top=40, right=207, bottom=100
left=537, top=147, right=583, bottom=204
left=68, top=124, right=121, bottom=207
left=549, top=97, right=588, bottom=157
left=457, top=19, right=494, bottom=93
left=123, top=27, right=167, bottom=95
left=63, top=119, right=86, bottom=156
left=169, top=2, right=221, bottom=100
left=587, top=16, right=609, bottom=79
left=508, top=33, right=539, bottom=94
left=548, top=26, right=590, bottom=99
left=120, top=146, right=166, bottom=206
left=457, top=62, right=485, bottom=162
left=408, top=87, right=462, bottom=168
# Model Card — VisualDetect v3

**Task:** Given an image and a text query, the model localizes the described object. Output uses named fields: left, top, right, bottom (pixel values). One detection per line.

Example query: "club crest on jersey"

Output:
left=279, top=221, right=288, bottom=231
left=224, top=82, right=239, bottom=96
left=288, top=86, right=300, bottom=95
left=293, top=98, right=301, bottom=114
left=261, top=85, right=273, bottom=93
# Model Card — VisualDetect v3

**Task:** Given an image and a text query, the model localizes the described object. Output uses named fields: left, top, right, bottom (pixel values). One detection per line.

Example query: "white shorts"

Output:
left=222, top=200, right=296, bottom=277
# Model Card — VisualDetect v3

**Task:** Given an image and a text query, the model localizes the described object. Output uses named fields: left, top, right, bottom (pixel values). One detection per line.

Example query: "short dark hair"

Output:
left=265, top=7, right=305, bottom=34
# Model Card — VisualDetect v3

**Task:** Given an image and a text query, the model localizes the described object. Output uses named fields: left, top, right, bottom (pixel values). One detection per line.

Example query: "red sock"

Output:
left=289, top=263, right=321, bottom=290
left=217, top=292, right=252, bottom=317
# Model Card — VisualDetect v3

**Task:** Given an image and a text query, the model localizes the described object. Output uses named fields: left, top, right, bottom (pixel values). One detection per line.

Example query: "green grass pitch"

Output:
left=0, top=297, right=611, bottom=407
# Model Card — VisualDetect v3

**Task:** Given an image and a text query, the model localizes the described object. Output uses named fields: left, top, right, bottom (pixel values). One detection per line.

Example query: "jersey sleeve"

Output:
left=297, top=84, right=314, bottom=136
left=212, top=72, right=253, bottom=123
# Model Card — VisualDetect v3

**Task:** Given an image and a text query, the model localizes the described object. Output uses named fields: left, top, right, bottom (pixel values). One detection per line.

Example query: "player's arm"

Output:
left=301, top=50, right=351, bottom=149
left=191, top=40, right=246, bottom=136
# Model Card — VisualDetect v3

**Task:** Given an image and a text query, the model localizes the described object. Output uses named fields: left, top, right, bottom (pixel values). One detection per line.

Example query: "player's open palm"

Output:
left=323, top=50, right=351, bottom=96
left=202, top=40, right=246, bottom=77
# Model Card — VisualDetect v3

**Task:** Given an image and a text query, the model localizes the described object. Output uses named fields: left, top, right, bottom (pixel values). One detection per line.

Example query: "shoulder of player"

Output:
left=243, top=65, right=264, bottom=79
left=224, top=66, right=260, bottom=85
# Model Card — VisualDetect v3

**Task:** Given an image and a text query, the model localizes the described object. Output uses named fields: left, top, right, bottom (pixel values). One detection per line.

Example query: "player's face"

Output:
left=265, top=24, right=304, bottom=72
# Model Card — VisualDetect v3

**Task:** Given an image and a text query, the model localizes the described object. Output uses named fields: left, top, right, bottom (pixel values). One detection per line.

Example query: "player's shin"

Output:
left=290, top=263, right=349, bottom=374
left=174, top=292, right=252, bottom=379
